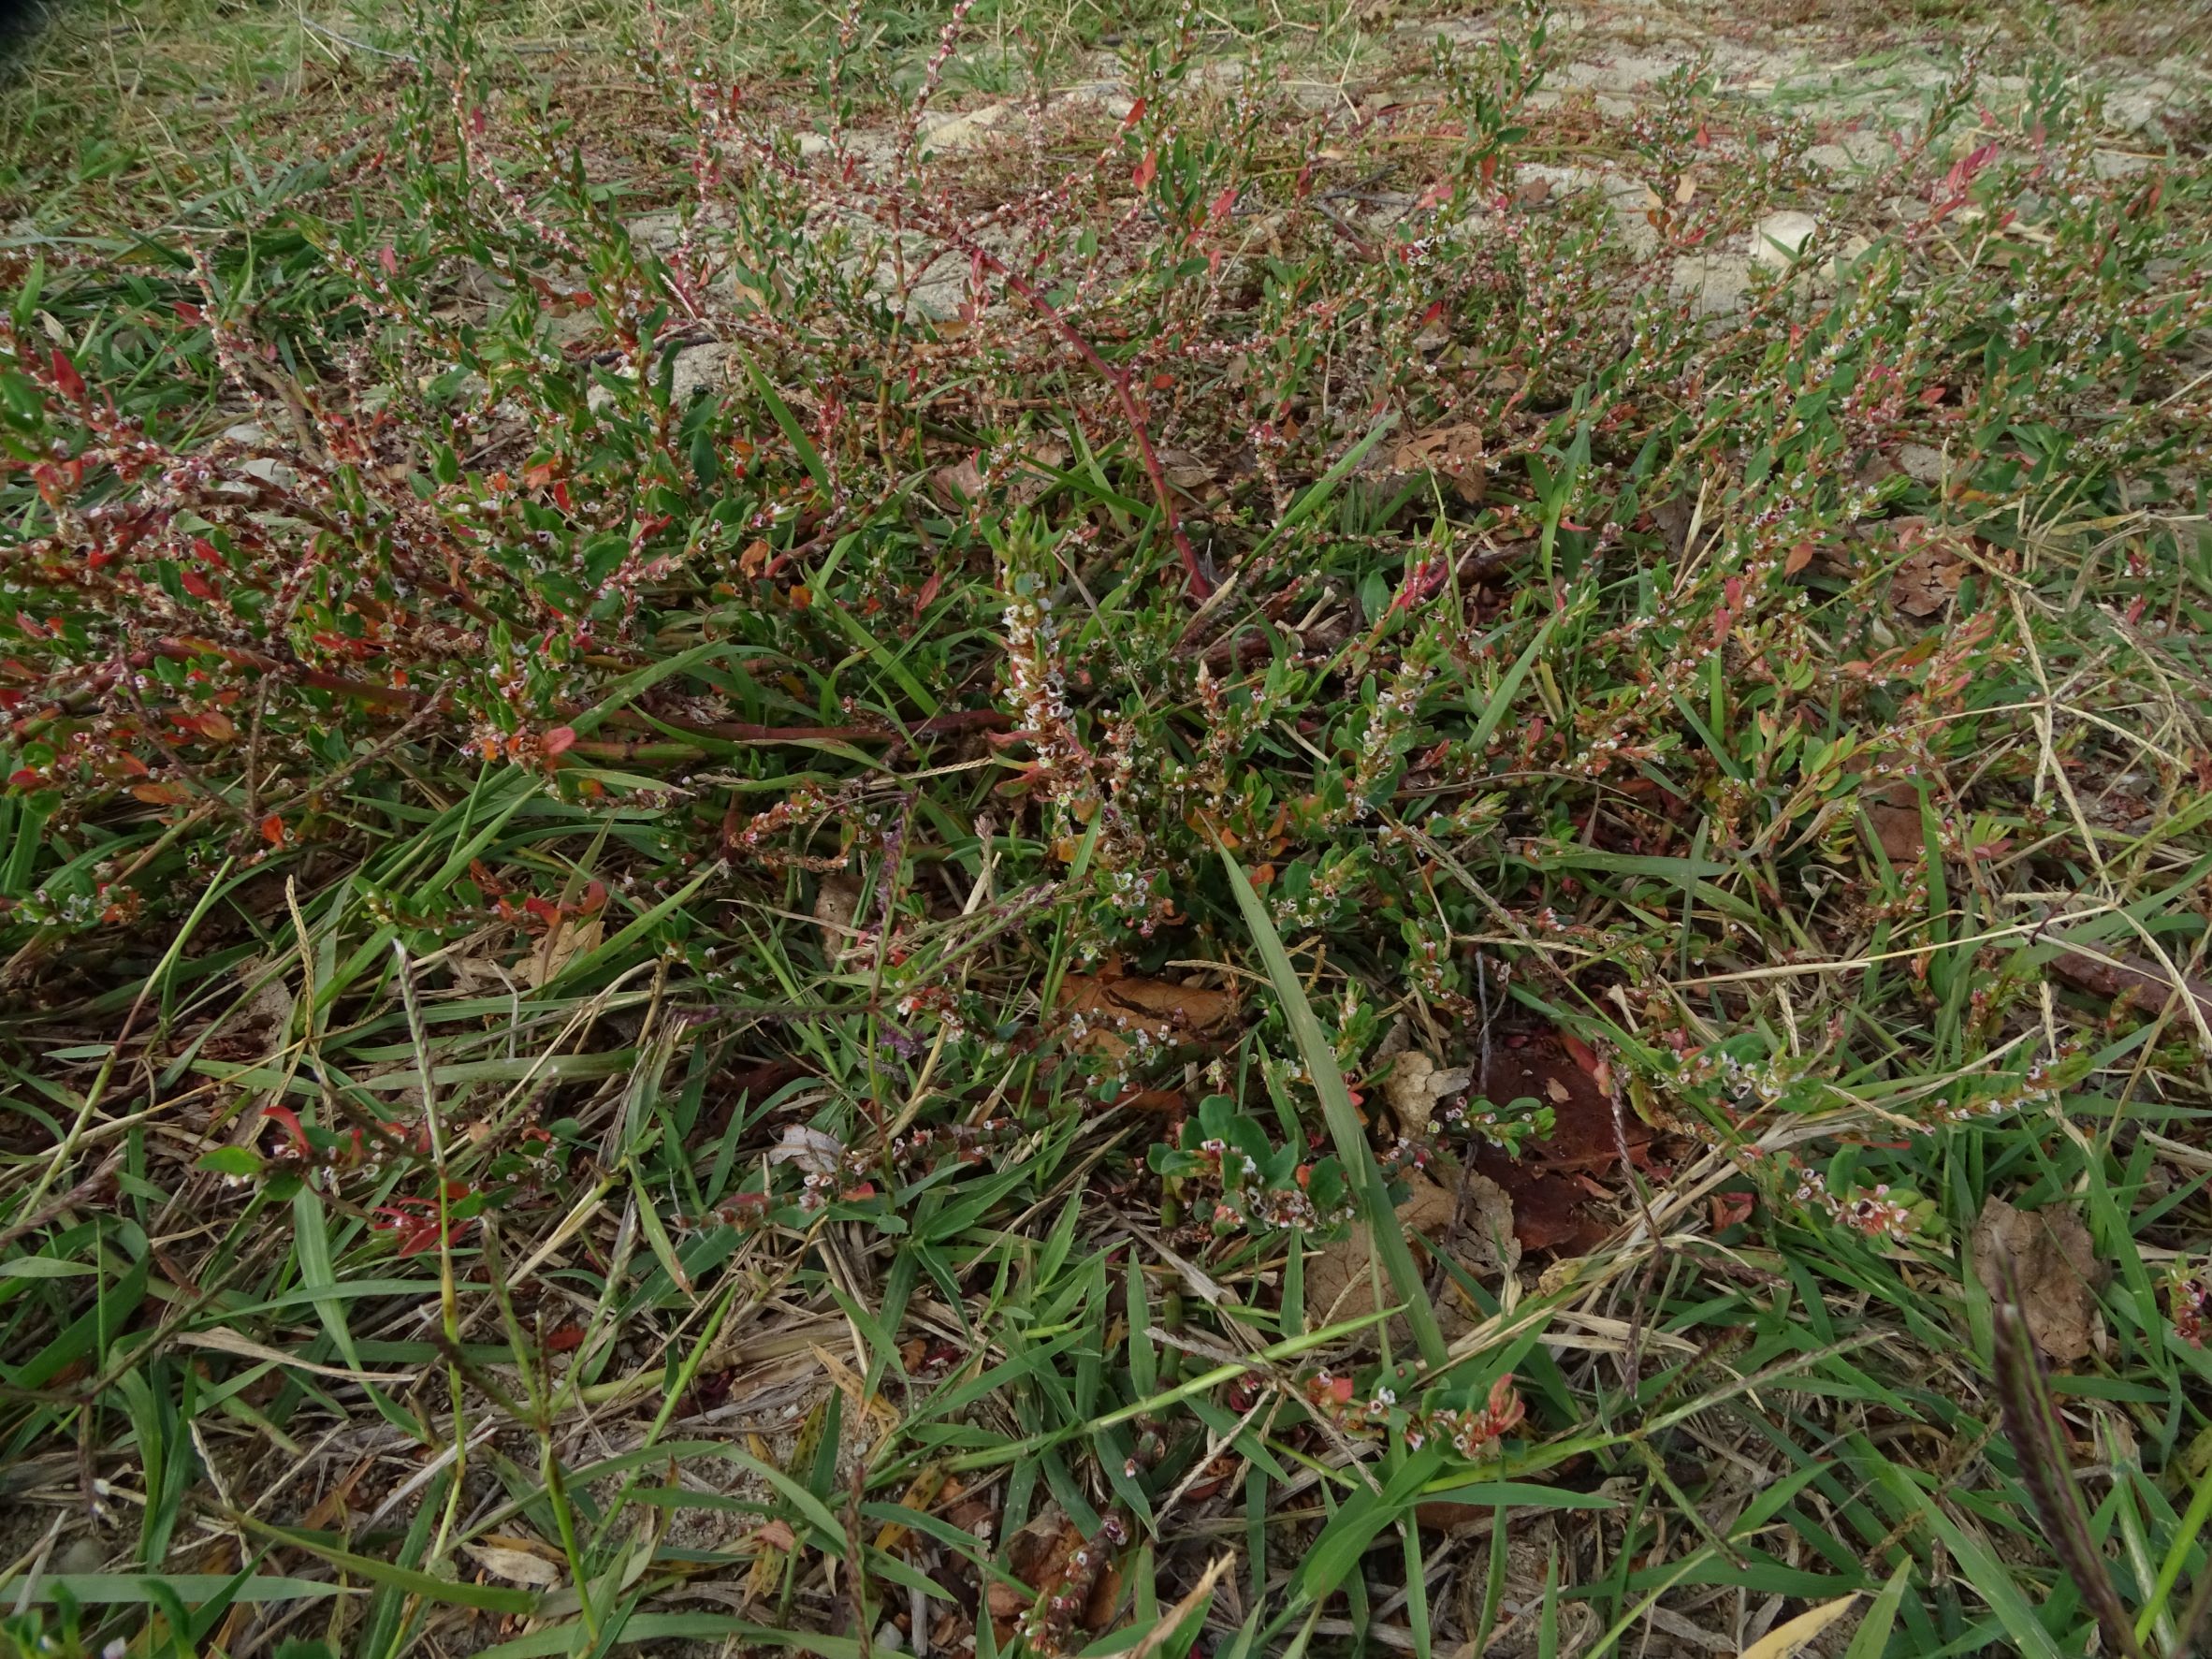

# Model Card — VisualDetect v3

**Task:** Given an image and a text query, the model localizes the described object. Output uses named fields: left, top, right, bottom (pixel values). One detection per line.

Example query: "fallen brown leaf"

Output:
left=526, top=914, right=601, bottom=988
left=1388, top=422, right=1487, bottom=502
left=1868, top=803, right=1925, bottom=862
left=1972, top=1195, right=2103, bottom=1362
left=1057, top=966, right=1236, bottom=1058
left=2048, top=945, right=2212, bottom=1027
left=1890, top=521, right=1969, bottom=618
left=1306, top=1171, right=1456, bottom=1327
left=1472, top=1027, right=1655, bottom=1255
left=813, top=870, right=865, bottom=965
left=931, top=454, right=985, bottom=506
left=1305, top=1171, right=1514, bottom=1344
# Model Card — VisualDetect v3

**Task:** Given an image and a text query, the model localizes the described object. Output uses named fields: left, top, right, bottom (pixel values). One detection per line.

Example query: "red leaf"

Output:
left=379, top=245, right=400, bottom=278
left=260, top=813, right=286, bottom=847
left=181, top=570, right=219, bottom=601
left=49, top=349, right=84, bottom=402
left=913, top=567, right=943, bottom=616
left=1132, top=150, right=1157, bottom=190
left=1122, top=95, right=1145, bottom=126
left=543, top=725, right=577, bottom=756
left=1941, top=140, right=1998, bottom=197
left=262, top=1104, right=309, bottom=1153
left=372, top=1197, right=464, bottom=1257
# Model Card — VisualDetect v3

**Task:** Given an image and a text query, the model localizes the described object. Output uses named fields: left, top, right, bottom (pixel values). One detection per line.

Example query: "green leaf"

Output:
left=1217, top=845, right=1447, bottom=1369
left=1845, top=1559, right=1915, bottom=1659
left=0, top=1256, right=100, bottom=1279
left=0, top=1574, right=358, bottom=1606
left=236, top=1520, right=539, bottom=1614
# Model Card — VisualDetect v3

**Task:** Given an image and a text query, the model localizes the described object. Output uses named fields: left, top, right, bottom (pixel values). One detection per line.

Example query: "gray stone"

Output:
left=1749, top=210, right=1819, bottom=272
left=1898, top=444, right=1945, bottom=484
left=585, top=342, right=733, bottom=415
left=2105, top=78, right=2180, bottom=134
left=1055, top=80, right=1134, bottom=120
left=1671, top=254, right=1750, bottom=316
left=918, top=102, right=1014, bottom=153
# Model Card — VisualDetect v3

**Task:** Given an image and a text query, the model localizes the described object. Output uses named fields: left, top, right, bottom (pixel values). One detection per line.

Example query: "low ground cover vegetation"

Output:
left=1, top=0, right=2210, bottom=1652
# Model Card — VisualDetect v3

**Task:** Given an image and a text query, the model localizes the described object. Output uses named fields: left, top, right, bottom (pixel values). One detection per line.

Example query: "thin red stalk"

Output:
left=987, top=265, right=1212, bottom=599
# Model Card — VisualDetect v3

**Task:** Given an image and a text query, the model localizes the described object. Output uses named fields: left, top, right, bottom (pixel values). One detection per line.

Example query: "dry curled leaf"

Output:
left=1305, top=1171, right=1511, bottom=1344
left=1057, top=966, right=1235, bottom=1058
left=813, top=870, right=866, bottom=964
left=1737, top=1594, right=1861, bottom=1659
left=463, top=1541, right=564, bottom=1588
left=1154, top=446, right=1216, bottom=492
left=1972, top=1195, right=2103, bottom=1362
left=1889, top=521, right=1969, bottom=618
left=526, top=914, right=601, bottom=988
left=766, top=1124, right=844, bottom=1177
left=1388, top=422, right=1487, bottom=502
left=1381, top=1049, right=1473, bottom=1127
left=2048, top=944, right=2212, bottom=1027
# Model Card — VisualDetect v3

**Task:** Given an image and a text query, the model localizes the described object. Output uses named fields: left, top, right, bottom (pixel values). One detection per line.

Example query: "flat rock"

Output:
left=585, top=342, right=733, bottom=414
left=1749, top=210, right=1819, bottom=271
left=918, top=102, right=1013, bottom=153
left=1898, top=443, right=1945, bottom=484
left=1671, top=253, right=1749, bottom=316
left=1055, top=80, right=1134, bottom=120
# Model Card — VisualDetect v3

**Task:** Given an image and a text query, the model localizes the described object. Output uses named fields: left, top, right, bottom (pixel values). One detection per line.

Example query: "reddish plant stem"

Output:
left=143, top=641, right=421, bottom=706
left=986, top=264, right=1212, bottom=598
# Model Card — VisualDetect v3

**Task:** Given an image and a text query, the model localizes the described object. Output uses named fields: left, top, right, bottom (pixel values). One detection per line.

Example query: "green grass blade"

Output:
left=1217, top=843, right=1448, bottom=1369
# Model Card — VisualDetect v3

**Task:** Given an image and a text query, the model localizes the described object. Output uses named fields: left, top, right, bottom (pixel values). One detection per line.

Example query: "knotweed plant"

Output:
left=2, top=0, right=2210, bottom=1651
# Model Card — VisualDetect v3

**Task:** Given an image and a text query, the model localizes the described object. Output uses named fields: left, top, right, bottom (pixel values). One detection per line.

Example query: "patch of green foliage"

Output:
left=1, top=0, right=2210, bottom=1652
